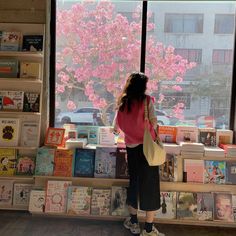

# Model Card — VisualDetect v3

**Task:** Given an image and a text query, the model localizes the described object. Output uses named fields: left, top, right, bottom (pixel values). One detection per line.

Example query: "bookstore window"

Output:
left=212, top=49, right=233, bottom=64
left=214, top=14, right=235, bottom=34
left=164, top=13, right=203, bottom=33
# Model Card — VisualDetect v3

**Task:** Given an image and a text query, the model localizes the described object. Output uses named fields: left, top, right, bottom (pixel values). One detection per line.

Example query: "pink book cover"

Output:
left=45, top=180, right=72, bottom=213
left=184, top=159, right=204, bottom=183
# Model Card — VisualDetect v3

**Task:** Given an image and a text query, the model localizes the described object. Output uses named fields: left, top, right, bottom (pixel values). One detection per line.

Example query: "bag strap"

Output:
left=144, top=97, right=149, bottom=121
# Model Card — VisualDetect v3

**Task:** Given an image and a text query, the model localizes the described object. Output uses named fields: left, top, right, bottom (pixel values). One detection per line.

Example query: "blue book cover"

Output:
left=35, top=146, right=55, bottom=176
left=77, top=126, right=99, bottom=144
left=74, top=148, right=95, bottom=177
left=94, top=146, right=117, bottom=178
left=226, top=162, right=236, bottom=184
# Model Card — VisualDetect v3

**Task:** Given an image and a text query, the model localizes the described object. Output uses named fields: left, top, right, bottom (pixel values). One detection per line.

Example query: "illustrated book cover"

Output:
left=0, top=148, right=16, bottom=175
left=13, top=183, right=33, bottom=206
left=22, top=35, right=43, bottom=51
left=16, top=155, right=35, bottom=175
left=115, top=147, right=129, bottom=179
left=199, top=128, right=216, bottom=147
left=20, top=122, right=39, bottom=147
left=0, top=58, right=18, bottom=78
left=0, top=31, right=21, bottom=51
left=67, top=186, right=92, bottom=215
left=176, top=126, right=198, bottom=144
left=159, top=126, right=177, bottom=143
left=226, top=162, right=236, bottom=185
left=77, top=126, right=99, bottom=144
left=197, top=192, right=214, bottom=221
left=0, top=91, right=23, bottom=111
left=29, top=189, right=45, bottom=212
left=184, top=159, right=204, bottom=183
left=20, top=62, right=41, bottom=79
left=23, top=92, right=40, bottom=112
left=160, top=153, right=177, bottom=182
left=0, top=180, right=13, bottom=205
left=74, top=148, right=95, bottom=177
left=99, top=126, right=116, bottom=146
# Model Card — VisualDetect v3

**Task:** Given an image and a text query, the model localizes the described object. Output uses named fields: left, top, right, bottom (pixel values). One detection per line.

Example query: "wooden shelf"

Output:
left=0, top=205, right=28, bottom=211
left=0, top=78, right=42, bottom=84
left=0, top=51, right=43, bottom=58
left=0, top=111, right=41, bottom=115
left=0, top=176, right=34, bottom=181
left=0, top=146, right=38, bottom=150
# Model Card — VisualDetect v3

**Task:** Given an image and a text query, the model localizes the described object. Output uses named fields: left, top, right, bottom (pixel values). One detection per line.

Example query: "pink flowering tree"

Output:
left=56, top=1, right=196, bottom=124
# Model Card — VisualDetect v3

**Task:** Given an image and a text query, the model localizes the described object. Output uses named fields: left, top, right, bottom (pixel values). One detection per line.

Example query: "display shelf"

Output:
left=0, top=205, right=28, bottom=211
left=0, top=111, right=41, bottom=115
left=0, top=176, right=34, bottom=181
left=179, top=155, right=236, bottom=161
left=0, top=51, right=43, bottom=58
left=0, top=78, right=42, bottom=84
left=0, top=146, right=38, bottom=150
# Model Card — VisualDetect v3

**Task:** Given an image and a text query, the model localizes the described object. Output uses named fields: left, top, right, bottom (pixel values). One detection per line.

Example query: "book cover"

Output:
left=159, top=126, right=177, bottom=143
left=184, top=159, right=204, bottom=183
left=0, top=118, right=20, bottom=147
left=214, top=193, right=233, bottom=222
left=176, top=126, right=198, bottom=144
left=77, top=126, right=99, bottom=144
left=219, top=144, right=236, bottom=157
left=22, top=35, right=43, bottom=51
left=0, top=31, right=21, bottom=51
left=91, top=188, right=111, bottom=216
left=0, top=91, right=24, bottom=111
left=176, top=192, right=198, bottom=220
left=111, top=186, right=129, bottom=216
left=20, top=62, right=41, bottom=79
left=29, top=190, right=45, bottom=213
left=216, top=130, right=233, bottom=146
left=99, top=126, right=116, bottom=146
left=45, top=180, right=72, bottom=213
left=44, top=127, right=65, bottom=147
left=199, top=128, right=216, bottom=147
left=74, top=148, right=95, bottom=177
left=53, top=149, right=74, bottom=177
left=197, top=193, right=213, bottom=221
left=226, top=162, right=236, bottom=184
left=0, top=180, right=13, bottom=205
left=35, top=146, right=55, bottom=176
left=65, top=138, right=87, bottom=149
left=0, top=59, right=18, bottom=78
left=16, top=155, right=35, bottom=175
left=163, top=143, right=181, bottom=155
left=232, top=195, right=236, bottom=222
left=67, top=186, right=92, bottom=215
left=23, top=92, right=40, bottom=112
left=204, top=161, right=226, bottom=184
left=160, top=153, right=177, bottom=182
left=20, top=122, right=39, bottom=147
left=0, top=148, right=16, bottom=175
left=116, top=147, right=129, bottom=179
left=94, top=146, right=117, bottom=178
left=156, top=192, right=177, bottom=219
left=13, top=183, right=33, bottom=206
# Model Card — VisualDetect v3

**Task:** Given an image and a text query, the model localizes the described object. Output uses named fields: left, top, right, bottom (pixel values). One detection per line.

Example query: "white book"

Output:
left=99, top=126, right=116, bottom=146
left=216, top=129, right=233, bottom=146
left=163, top=143, right=181, bottom=155
left=20, top=122, right=39, bottom=147
left=0, top=180, right=13, bottom=205
left=0, top=118, right=20, bottom=147
left=13, top=183, right=33, bottom=206
left=176, top=126, right=198, bottom=144
left=181, top=151, right=204, bottom=157
left=179, top=142, right=204, bottom=152
left=204, top=147, right=225, bottom=157
left=29, top=190, right=45, bottom=212
left=65, top=138, right=87, bottom=149
left=20, top=62, right=41, bottom=79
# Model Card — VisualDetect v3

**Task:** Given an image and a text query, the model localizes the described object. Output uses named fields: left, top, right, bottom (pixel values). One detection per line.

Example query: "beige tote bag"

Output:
left=143, top=98, right=166, bottom=166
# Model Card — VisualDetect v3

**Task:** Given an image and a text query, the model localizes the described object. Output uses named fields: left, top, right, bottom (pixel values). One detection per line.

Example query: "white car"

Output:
left=155, top=109, right=171, bottom=125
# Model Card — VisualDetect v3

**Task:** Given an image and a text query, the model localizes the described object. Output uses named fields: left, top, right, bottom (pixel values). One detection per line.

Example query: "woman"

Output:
left=113, top=72, right=164, bottom=236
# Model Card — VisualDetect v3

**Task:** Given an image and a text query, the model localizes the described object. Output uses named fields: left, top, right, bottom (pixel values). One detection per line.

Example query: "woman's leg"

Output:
left=146, top=210, right=156, bottom=223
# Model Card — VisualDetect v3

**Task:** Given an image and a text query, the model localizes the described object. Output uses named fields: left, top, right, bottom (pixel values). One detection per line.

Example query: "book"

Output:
left=28, top=190, right=45, bottom=212
left=13, top=183, right=33, bottom=206
left=0, top=180, right=13, bottom=205
left=20, top=62, right=41, bottom=79
left=44, top=127, right=65, bottom=147
left=77, top=126, right=99, bottom=144
left=111, top=186, right=129, bottom=216
left=199, top=128, right=216, bottom=147
left=65, top=138, right=87, bottom=149
left=184, top=159, right=204, bottom=183
left=99, top=126, right=116, bottom=146
left=156, top=192, right=177, bottom=219
left=0, top=91, right=24, bottom=111
left=0, top=118, right=20, bottom=147
left=197, top=193, right=213, bottom=221
left=179, top=142, right=205, bottom=153
left=22, top=35, right=43, bottom=51
left=23, top=92, right=40, bottom=112
left=219, top=144, right=236, bottom=157
left=232, top=195, right=236, bottom=222
left=20, top=122, right=39, bottom=147
left=159, top=126, right=177, bottom=143
left=35, top=146, right=55, bottom=176
left=67, top=186, right=92, bottom=215
left=74, top=148, right=95, bottom=177
left=204, top=160, right=226, bottom=184
left=16, top=155, right=35, bottom=175
left=94, top=146, right=117, bottom=178
left=53, top=149, right=74, bottom=177
left=176, top=192, right=198, bottom=220
left=0, top=59, right=18, bottom=78
left=160, top=154, right=177, bottom=182
left=204, top=147, right=225, bottom=157
left=45, top=180, right=72, bottom=213
left=115, top=147, right=129, bottom=179
left=176, top=126, right=198, bottom=144
left=214, top=193, right=233, bottom=222
left=216, top=129, right=233, bottom=146
left=226, top=162, right=236, bottom=184
left=0, top=31, right=21, bottom=51
left=163, top=143, right=181, bottom=155
left=0, top=148, right=16, bottom=175
left=91, top=188, right=111, bottom=216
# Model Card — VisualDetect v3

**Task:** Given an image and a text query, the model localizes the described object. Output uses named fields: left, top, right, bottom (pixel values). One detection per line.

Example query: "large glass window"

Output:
left=214, top=14, right=235, bottom=34
left=212, top=49, right=233, bottom=64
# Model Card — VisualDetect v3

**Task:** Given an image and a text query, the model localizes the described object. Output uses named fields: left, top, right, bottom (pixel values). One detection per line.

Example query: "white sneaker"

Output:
left=141, top=225, right=165, bottom=236
left=123, top=217, right=141, bottom=234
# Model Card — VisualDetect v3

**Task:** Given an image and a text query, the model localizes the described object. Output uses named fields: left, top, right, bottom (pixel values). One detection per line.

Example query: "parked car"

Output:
left=55, top=107, right=110, bottom=126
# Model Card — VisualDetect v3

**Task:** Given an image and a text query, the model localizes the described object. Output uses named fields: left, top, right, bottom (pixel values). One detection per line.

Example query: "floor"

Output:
left=0, top=211, right=236, bottom=236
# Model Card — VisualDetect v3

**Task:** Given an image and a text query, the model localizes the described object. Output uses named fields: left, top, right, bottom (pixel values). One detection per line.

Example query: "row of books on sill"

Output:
left=0, top=180, right=236, bottom=223
left=0, top=60, right=41, bottom=79
left=0, top=32, right=43, bottom=52
left=1, top=145, right=236, bottom=185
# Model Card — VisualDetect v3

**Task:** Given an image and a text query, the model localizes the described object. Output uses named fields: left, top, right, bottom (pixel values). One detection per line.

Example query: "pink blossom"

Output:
left=67, top=100, right=76, bottom=111
left=56, top=84, right=65, bottom=93
left=157, top=94, right=164, bottom=104
left=176, top=76, right=183, bottom=83
left=172, top=85, right=182, bottom=91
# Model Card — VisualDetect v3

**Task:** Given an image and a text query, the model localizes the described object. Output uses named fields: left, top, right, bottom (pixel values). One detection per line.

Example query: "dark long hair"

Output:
left=117, top=72, right=148, bottom=112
